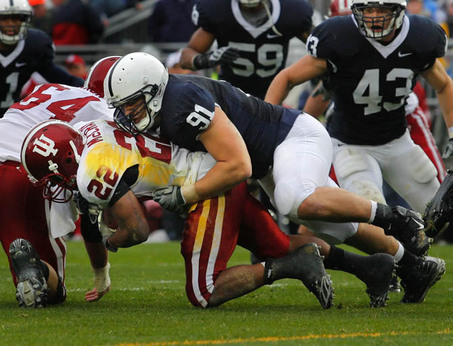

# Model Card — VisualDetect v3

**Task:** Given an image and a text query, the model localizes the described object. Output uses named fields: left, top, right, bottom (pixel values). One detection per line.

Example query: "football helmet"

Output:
left=84, top=56, right=121, bottom=98
left=330, top=0, right=353, bottom=16
left=351, top=0, right=406, bottom=39
left=21, top=120, right=84, bottom=203
left=104, top=52, right=169, bottom=136
left=0, top=0, right=32, bottom=45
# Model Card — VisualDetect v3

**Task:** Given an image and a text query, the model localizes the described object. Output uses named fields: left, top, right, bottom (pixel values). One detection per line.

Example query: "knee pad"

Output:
left=274, top=179, right=314, bottom=219
left=334, top=147, right=368, bottom=180
left=350, top=180, right=386, bottom=204
left=407, top=146, right=437, bottom=183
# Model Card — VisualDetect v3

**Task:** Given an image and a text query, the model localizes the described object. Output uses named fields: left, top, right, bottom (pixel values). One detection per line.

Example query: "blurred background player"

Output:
left=180, top=0, right=314, bottom=99
left=0, top=56, right=119, bottom=307
left=64, top=54, right=88, bottom=79
left=0, top=0, right=84, bottom=117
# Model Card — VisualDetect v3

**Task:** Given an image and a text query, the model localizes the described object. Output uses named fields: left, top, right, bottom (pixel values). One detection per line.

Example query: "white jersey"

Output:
left=0, top=83, right=113, bottom=162
left=75, top=120, right=216, bottom=208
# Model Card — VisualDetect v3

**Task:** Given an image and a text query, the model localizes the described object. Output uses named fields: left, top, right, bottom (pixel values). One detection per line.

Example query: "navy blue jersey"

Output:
left=159, top=74, right=300, bottom=178
left=306, top=14, right=446, bottom=145
left=0, top=29, right=84, bottom=116
left=193, top=0, right=313, bottom=99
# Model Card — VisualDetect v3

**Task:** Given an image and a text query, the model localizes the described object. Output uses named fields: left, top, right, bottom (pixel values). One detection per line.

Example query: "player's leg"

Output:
left=0, top=163, right=66, bottom=307
left=381, top=131, right=440, bottom=214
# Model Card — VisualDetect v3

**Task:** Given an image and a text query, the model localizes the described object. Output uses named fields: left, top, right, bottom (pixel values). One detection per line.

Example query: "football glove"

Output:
left=442, top=138, right=453, bottom=159
left=192, top=47, right=240, bottom=69
left=423, top=170, right=453, bottom=238
left=150, top=185, right=186, bottom=214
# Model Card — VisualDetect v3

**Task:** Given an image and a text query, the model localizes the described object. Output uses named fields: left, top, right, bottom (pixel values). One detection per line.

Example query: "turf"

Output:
left=0, top=241, right=452, bottom=345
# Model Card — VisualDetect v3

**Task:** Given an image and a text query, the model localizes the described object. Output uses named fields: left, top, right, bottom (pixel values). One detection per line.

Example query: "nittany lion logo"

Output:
left=32, top=134, right=59, bottom=157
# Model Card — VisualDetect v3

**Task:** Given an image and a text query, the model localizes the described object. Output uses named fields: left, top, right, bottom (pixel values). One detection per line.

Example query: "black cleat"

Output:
left=386, top=206, right=431, bottom=256
left=265, top=243, right=334, bottom=309
left=9, top=239, right=47, bottom=308
left=389, top=273, right=401, bottom=293
left=398, top=256, right=446, bottom=303
left=356, top=253, right=395, bottom=308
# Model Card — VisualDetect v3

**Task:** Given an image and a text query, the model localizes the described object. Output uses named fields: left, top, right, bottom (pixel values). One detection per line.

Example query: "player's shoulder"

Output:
left=193, top=0, right=230, bottom=26
left=25, top=28, right=53, bottom=46
left=308, top=16, right=359, bottom=57
left=165, top=75, right=215, bottom=109
left=407, top=14, right=447, bottom=53
left=76, top=121, right=138, bottom=206
left=282, top=0, right=313, bottom=16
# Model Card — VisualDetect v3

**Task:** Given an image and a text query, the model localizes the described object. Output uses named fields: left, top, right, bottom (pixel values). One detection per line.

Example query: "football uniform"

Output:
left=192, top=0, right=313, bottom=98
left=0, top=84, right=112, bottom=290
left=0, top=29, right=84, bottom=116
left=155, top=74, right=359, bottom=243
left=74, top=119, right=290, bottom=307
left=306, top=14, right=445, bottom=213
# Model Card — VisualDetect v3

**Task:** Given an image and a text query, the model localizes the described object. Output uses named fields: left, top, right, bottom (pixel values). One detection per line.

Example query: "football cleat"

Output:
left=385, top=206, right=431, bottom=256
left=398, top=256, right=446, bottom=303
left=9, top=238, right=48, bottom=308
left=265, top=243, right=334, bottom=309
left=355, top=253, right=395, bottom=308
left=389, top=273, right=401, bottom=293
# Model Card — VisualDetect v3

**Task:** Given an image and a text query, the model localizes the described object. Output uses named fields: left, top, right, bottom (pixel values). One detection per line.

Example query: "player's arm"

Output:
left=181, top=106, right=252, bottom=203
left=180, top=28, right=215, bottom=70
left=421, top=59, right=453, bottom=129
left=265, top=55, right=328, bottom=105
left=180, top=27, right=240, bottom=70
left=103, top=189, right=150, bottom=251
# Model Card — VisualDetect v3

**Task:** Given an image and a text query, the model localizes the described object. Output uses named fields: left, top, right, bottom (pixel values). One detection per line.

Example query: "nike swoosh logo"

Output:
left=398, top=52, right=412, bottom=58
left=15, top=62, right=27, bottom=67
left=266, top=33, right=280, bottom=39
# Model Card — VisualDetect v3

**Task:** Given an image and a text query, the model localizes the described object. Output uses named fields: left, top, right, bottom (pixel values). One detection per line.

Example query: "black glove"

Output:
left=192, top=47, right=240, bottom=69
left=423, top=170, right=453, bottom=238
left=151, top=185, right=186, bottom=214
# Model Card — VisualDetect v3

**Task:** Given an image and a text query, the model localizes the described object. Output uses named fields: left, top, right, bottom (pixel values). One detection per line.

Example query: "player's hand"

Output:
left=86, top=262, right=111, bottom=302
left=150, top=185, right=186, bottom=213
left=85, top=286, right=110, bottom=302
left=193, top=47, right=240, bottom=69
left=443, top=138, right=453, bottom=159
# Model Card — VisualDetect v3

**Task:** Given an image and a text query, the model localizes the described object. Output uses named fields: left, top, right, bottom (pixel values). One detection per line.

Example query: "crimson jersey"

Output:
left=192, top=0, right=313, bottom=98
left=0, top=29, right=84, bottom=116
left=306, top=15, right=447, bottom=145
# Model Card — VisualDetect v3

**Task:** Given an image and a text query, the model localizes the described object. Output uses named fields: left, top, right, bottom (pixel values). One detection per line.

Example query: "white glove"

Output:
left=151, top=185, right=186, bottom=214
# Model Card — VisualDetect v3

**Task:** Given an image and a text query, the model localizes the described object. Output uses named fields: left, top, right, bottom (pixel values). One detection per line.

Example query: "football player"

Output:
left=266, top=0, right=452, bottom=215
left=179, top=0, right=314, bottom=99
left=0, top=0, right=83, bottom=117
left=105, top=52, right=445, bottom=304
left=0, top=56, right=119, bottom=307
left=25, top=119, right=423, bottom=308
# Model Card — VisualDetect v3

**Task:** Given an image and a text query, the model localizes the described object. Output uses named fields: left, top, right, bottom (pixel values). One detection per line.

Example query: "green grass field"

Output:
left=0, top=241, right=452, bottom=345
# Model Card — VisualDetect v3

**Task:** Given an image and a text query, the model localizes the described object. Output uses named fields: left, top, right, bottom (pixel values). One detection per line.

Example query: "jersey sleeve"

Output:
left=171, top=83, right=216, bottom=148
left=77, top=142, right=139, bottom=208
left=284, top=0, right=313, bottom=38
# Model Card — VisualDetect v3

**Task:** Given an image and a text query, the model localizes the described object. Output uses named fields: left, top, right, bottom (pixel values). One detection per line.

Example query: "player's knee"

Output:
left=334, top=147, right=368, bottom=181
left=407, top=146, right=437, bottom=183
left=350, top=180, right=385, bottom=203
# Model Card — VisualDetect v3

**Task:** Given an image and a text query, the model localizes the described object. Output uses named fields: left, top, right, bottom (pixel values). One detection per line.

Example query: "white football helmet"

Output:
left=351, top=0, right=406, bottom=39
left=104, top=52, right=169, bottom=135
left=0, top=0, right=32, bottom=45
